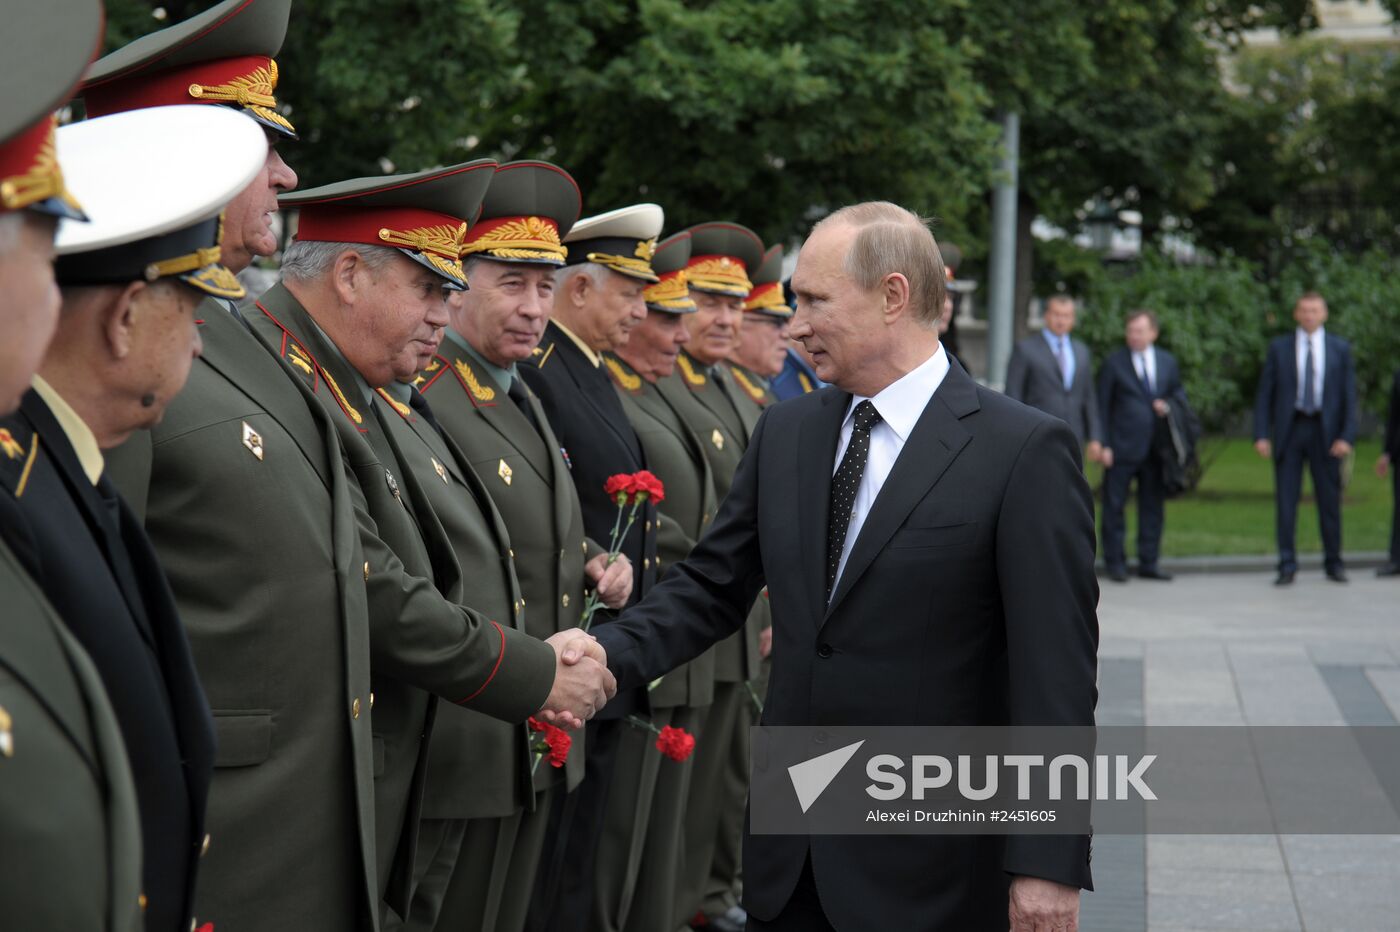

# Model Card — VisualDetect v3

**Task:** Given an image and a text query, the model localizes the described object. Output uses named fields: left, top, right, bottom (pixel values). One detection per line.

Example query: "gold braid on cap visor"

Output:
left=187, top=60, right=297, bottom=134
left=0, top=121, right=81, bottom=213
left=378, top=222, right=469, bottom=283
left=461, top=216, right=568, bottom=263
left=687, top=256, right=752, bottom=295
left=644, top=270, right=695, bottom=311
left=145, top=244, right=245, bottom=299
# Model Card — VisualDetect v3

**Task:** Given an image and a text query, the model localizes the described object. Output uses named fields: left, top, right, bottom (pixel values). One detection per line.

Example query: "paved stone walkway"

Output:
left=1081, top=570, right=1400, bottom=932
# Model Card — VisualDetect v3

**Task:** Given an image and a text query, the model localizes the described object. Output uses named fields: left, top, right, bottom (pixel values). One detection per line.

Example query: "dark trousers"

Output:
left=1275, top=414, right=1343, bottom=573
left=1390, top=468, right=1399, bottom=562
left=1101, top=456, right=1166, bottom=572
left=744, top=855, right=836, bottom=932
left=524, top=715, right=623, bottom=932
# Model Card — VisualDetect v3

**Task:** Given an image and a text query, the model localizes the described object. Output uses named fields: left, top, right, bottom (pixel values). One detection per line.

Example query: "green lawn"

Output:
left=1089, top=438, right=1394, bottom=558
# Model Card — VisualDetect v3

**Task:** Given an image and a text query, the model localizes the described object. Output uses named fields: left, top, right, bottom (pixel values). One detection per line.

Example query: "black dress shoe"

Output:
left=1377, top=563, right=1400, bottom=578
left=1106, top=567, right=1129, bottom=583
left=1326, top=568, right=1349, bottom=583
left=1274, top=571, right=1295, bottom=586
left=1137, top=567, right=1173, bottom=581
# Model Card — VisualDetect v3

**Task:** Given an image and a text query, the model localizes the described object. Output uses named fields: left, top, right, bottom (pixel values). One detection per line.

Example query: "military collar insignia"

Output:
left=677, top=353, right=707, bottom=388
left=376, top=387, right=413, bottom=420
left=605, top=356, right=642, bottom=393
left=452, top=357, right=497, bottom=405
left=729, top=365, right=769, bottom=405
left=0, top=428, right=24, bottom=460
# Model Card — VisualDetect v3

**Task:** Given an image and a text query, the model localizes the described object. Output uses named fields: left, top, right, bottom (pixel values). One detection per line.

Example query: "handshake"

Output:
left=537, top=629, right=617, bottom=729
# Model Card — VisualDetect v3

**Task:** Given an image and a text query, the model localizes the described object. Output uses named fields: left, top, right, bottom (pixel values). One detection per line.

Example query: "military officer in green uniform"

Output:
left=654, top=221, right=768, bottom=932
left=0, top=5, right=143, bottom=928
left=601, top=230, right=720, bottom=932
left=413, top=160, right=632, bottom=932
left=261, top=165, right=615, bottom=927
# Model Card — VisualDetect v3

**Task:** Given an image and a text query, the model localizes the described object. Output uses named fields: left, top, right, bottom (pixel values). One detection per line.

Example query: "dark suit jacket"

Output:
left=595, top=359, right=1099, bottom=931
left=1005, top=332, right=1102, bottom=445
left=1253, top=331, right=1358, bottom=456
left=0, top=390, right=215, bottom=932
left=1384, top=368, right=1400, bottom=459
left=1097, top=346, right=1188, bottom=465
left=0, top=529, right=143, bottom=932
left=521, top=321, right=659, bottom=717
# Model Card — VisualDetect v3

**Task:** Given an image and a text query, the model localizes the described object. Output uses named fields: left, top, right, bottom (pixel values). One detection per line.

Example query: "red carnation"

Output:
left=655, top=725, right=696, bottom=762
left=543, top=726, right=572, bottom=767
left=632, top=470, right=666, bottom=505
left=604, top=473, right=637, bottom=504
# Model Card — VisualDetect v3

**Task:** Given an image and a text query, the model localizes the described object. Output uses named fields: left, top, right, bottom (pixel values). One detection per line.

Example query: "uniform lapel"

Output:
left=797, top=387, right=849, bottom=625
left=553, top=330, right=642, bottom=461
left=824, top=365, right=979, bottom=621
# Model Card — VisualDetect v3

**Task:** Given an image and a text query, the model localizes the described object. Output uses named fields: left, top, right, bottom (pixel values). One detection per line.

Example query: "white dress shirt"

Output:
left=1295, top=327, right=1325, bottom=410
left=829, top=344, right=950, bottom=593
left=1132, top=346, right=1157, bottom=394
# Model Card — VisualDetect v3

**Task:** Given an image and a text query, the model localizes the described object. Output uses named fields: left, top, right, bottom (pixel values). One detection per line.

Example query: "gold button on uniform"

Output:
left=509, top=549, right=515, bottom=560
left=352, top=698, right=361, bottom=719
left=201, top=834, right=211, bottom=856
left=370, top=692, right=375, bottom=708
left=363, top=562, right=370, bottom=580
left=139, top=894, right=147, bottom=912
left=645, top=520, right=652, bottom=532
left=562, top=594, right=570, bottom=607
left=643, top=557, right=651, bottom=570
left=581, top=542, right=588, bottom=556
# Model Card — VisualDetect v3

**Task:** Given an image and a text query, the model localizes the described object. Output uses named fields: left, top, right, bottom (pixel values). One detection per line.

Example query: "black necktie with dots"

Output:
left=827, top=400, right=882, bottom=599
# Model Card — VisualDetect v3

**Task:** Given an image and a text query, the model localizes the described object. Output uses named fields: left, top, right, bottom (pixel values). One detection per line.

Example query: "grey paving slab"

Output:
left=1146, top=835, right=1286, bottom=874
left=1146, top=867, right=1301, bottom=930
left=1227, top=643, right=1346, bottom=725
left=1279, top=834, right=1400, bottom=876
left=1289, top=870, right=1400, bottom=931
left=1144, top=641, right=1243, bottom=725
left=1366, top=667, right=1400, bottom=721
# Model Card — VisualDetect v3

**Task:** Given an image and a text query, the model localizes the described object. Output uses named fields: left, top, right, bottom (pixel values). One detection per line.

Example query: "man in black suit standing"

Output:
left=1376, top=367, right=1400, bottom=578
left=1005, top=294, right=1103, bottom=464
left=1098, top=309, right=1189, bottom=582
left=594, top=201, right=1098, bottom=932
left=1254, top=292, right=1358, bottom=585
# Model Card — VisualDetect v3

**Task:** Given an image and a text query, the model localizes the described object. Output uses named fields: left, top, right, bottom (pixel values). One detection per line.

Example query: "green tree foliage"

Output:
left=1073, top=252, right=1272, bottom=433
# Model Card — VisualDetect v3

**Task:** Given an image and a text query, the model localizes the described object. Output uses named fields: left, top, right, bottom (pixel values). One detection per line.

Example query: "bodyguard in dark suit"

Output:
left=1253, top=292, right=1358, bottom=584
left=0, top=10, right=143, bottom=924
left=1375, top=368, right=1400, bottom=577
left=595, top=202, right=1098, bottom=932
left=1004, top=294, right=1103, bottom=461
left=1097, top=309, right=1189, bottom=581
left=519, top=203, right=664, bottom=932
left=0, top=102, right=269, bottom=932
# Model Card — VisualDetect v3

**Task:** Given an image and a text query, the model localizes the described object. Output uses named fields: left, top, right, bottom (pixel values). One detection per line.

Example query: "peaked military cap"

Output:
left=744, top=244, right=792, bottom=320
left=0, top=0, right=104, bottom=220
left=461, top=160, right=581, bottom=268
left=280, top=159, right=498, bottom=290
left=644, top=232, right=695, bottom=314
left=683, top=221, right=764, bottom=297
left=54, top=106, right=268, bottom=300
left=82, top=0, right=297, bottom=139
left=564, top=203, right=665, bottom=282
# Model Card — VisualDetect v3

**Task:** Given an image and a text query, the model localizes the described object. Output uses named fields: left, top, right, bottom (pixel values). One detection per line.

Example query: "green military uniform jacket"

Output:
left=247, top=284, right=558, bottom=921
left=656, top=352, right=768, bottom=682
left=0, top=534, right=143, bottom=932
left=373, top=386, right=536, bottom=819
left=604, top=353, right=717, bottom=709
left=417, top=338, right=596, bottom=792
left=107, top=300, right=380, bottom=932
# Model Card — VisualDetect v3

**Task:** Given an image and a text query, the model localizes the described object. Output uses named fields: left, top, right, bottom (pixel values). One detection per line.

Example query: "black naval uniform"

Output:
left=0, top=386, right=215, bottom=932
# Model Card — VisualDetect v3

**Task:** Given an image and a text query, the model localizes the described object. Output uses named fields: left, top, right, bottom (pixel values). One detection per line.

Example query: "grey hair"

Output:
left=813, top=201, right=945, bottom=326
left=553, top=262, right=609, bottom=291
left=0, top=212, right=23, bottom=256
left=280, top=240, right=399, bottom=282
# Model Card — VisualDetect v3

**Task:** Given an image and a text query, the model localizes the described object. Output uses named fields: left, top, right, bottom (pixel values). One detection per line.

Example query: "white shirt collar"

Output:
left=31, top=375, right=104, bottom=485
left=1297, top=326, right=1325, bottom=345
left=844, top=343, right=950, bottom=443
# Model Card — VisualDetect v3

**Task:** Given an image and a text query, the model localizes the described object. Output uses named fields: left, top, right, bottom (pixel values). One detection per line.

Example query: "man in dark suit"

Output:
left=1005, top=294, right=1103, bottom=464
left=1376, top=367, right=1400, bottom=578
left=0, top=103, right=272, bottom=932
left=519, top=203, right=664, bottom=932
left=1253, top=292, right=1358, bottom=584
left=1097, top=309, right=1189, bottom=582
left=595, top=201, right=1099, bottom=932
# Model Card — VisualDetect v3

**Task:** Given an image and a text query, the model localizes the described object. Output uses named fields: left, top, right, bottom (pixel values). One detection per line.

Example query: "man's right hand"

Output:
left=1254, top=439, right=1272, bottom=459
left=538, top=629, right=616, bottom=729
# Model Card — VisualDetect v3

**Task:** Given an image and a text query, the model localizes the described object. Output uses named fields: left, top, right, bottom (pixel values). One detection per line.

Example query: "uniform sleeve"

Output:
left=995, top=417, right=1099, bottom=890
left=345, top=455, right=558, bottom=722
